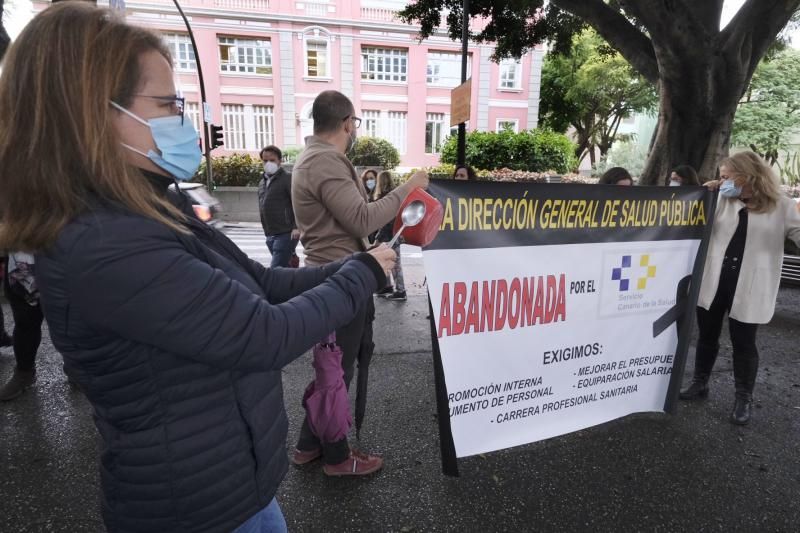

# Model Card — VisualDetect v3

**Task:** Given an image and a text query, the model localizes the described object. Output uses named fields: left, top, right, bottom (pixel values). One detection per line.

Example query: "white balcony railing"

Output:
left=213, top=0, right=269, bottom=10
left=361, top=7, right=399, bottom=21
left=304, top=2, right=330, bottom=17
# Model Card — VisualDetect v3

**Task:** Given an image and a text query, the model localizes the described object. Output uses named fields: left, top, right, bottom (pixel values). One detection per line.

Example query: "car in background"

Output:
left=782, top=197, right=800, bottom=286
left=170, top=182, right=224, bottom=230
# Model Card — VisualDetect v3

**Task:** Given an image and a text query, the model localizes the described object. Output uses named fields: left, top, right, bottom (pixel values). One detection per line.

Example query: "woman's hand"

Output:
left=367, top=243, right=397, bottom=274
left=704, top=179, right=721, bottom=191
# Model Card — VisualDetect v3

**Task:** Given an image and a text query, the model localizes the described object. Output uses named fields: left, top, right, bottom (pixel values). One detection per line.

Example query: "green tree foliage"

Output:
left=400, top=0, right=800, bottom=184
left=539, top=30, right=656, bottom=167
left=348, top=137, right=401, bottom=169
left=732, top=49, right=800, bottom=166
left=439, top=129, right=577, bottom=173
left=196, top=153, right=263, bottom=187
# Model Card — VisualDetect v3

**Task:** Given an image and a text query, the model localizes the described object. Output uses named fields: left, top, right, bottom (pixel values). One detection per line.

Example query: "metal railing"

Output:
left=360, top=7, right=398, bottom=21
left=781, top=254, right=800, bottom=285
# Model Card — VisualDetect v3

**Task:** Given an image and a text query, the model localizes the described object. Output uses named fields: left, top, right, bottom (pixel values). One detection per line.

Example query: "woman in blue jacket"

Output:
left=0, top=4, right=395, bottom=532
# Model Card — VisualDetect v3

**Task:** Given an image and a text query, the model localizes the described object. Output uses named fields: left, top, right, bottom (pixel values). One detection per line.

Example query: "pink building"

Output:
left=37, top=0, right=543, bottom=168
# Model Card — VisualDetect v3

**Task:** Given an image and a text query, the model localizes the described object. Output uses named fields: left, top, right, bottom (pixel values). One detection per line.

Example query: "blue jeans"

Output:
left=233, top=498, right=287, bottom=533
left=266, top=232, right=298, bottom=268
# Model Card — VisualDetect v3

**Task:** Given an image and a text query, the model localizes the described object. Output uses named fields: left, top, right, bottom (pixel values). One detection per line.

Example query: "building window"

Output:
left=427, top=52, right=470, bottom=88
left=305, top=39, right=329, bottom=78
left=363, top=110, right=381, bottom=138
left=361, top=47, right=408, bottom=83
left=185, top=102, right=202, bottom=135
left=163, top=33, right=196, bottom=72
left=425, top=113, right=445, bottom=154
left=222, top=104, right=246, bottom=150
left=386, top=111, right=407, bottom=154
left=254, top=105, right=275, bottom=149
left=496, top=119, right=519, bottom=133
left=499, top=59, right=522, bottom=89
left=219, top=37, right=272, bottom=75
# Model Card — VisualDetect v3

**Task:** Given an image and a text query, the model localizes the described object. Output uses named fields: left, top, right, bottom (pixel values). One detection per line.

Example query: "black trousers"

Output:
left=296, top=298, right=374, bottom=465
left=0, top=258, right=7, bottom=339
left=3, top=271, right=44, bottom=372
left=694, top=271, right=759, bottom=397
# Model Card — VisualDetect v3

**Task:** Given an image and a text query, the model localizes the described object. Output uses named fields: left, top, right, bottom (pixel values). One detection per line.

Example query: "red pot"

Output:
left=392, top=188, right=444, bottom=248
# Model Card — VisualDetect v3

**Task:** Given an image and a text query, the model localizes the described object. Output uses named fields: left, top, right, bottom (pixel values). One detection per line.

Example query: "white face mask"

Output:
left=669, top=180, right=681, bottom=187
left=264, top=161, right=279, bottom=175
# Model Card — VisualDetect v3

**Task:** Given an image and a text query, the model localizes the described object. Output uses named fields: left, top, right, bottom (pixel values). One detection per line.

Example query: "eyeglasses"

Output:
left=132, top=94, right=186, bottom=125
left=343, top=115, right=362, bottom=129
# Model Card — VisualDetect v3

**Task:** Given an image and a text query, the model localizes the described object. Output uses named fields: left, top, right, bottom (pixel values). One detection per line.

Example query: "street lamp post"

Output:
left=171, top=0, right=214, bottom=189
left=457, top=0, right=469, bottom=168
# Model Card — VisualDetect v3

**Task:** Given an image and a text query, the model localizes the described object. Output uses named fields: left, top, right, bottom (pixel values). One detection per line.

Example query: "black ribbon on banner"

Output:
left=428, top=293, right=459, bottom=477
left=652, top=275, right=692, bottom=339
left=661, top=192, right=718, bottom=414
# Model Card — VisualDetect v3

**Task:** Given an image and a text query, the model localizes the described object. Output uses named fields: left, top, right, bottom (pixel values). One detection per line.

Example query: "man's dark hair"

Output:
left=312, top=90, right=354, bottom=135
left=260, top=145, right=282, bottom=161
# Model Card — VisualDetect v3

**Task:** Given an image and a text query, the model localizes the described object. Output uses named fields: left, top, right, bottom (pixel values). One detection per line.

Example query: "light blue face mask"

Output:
left=110, top=101, right=202, bottom=181
left=719, top=179, right=742, bottom=198
left=366, top=179, right=376, bottom=190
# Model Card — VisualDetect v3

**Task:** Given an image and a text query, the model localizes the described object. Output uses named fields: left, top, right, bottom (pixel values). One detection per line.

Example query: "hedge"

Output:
left=440, top=129, right=578, bottom=174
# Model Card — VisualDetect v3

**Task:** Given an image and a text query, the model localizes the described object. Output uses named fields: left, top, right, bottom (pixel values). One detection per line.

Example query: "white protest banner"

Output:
left=423, top=181, right=714, bottom=474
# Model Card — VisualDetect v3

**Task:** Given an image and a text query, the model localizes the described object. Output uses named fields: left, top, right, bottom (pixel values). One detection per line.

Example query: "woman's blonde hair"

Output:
left=719, top=151, right=783, bottom=213
left=0, top=2, right=187, bottom=251
left=374, top=170, right=394, bottom=198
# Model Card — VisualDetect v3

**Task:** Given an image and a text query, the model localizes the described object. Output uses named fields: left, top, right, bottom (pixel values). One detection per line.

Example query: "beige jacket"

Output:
left=291, top=136, right=413, bottom=265
left=698, top=195, right=800, bottom=323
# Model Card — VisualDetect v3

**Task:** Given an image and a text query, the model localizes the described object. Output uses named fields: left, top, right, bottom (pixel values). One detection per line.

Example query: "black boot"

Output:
left=0, top=368, right=36, bottom=401
left=731, top=343, right=758, bottom=425
left=679, top=379, right=709, bottom=400
left=730, top=394, right=753, bottom=425
left=0, top=332, right=12, bottom=348
left=679, top=339, right=718, bottom=401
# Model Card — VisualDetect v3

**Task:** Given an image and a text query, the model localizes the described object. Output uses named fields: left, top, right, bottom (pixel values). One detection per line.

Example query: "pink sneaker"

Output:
left=290, top=447, right=322, bottom=466
left=322, top=449, right=383, bottom=477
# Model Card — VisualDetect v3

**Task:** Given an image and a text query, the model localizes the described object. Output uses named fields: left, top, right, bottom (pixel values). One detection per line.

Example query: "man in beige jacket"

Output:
left=291, top=90, right=428, bottom=476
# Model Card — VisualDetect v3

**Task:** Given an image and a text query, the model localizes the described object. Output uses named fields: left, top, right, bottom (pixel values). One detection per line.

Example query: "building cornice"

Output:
left=116, top=1, right=507, bottom=53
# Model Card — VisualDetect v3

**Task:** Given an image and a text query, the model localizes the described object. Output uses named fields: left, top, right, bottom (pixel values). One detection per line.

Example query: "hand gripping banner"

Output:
left=423, top=180, right=715, bottom=476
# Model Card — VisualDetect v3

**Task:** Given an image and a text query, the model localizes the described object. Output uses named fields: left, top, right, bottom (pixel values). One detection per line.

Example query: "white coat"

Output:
left=698, top=195, right=800, bottom=323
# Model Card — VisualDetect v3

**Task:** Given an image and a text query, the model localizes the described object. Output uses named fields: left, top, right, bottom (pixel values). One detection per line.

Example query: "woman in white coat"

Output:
left=680, top=151, right=800, bottom=424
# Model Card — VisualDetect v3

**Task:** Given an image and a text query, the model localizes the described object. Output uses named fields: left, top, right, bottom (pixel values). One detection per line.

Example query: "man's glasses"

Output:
left=133, top=94, right=186, bottom=124
left=343, top=115, right=362, bottom=129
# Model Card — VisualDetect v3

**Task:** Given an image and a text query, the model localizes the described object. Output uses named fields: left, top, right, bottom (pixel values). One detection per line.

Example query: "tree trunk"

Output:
left=555, top=0, right=800, bottom=185
left=638, top=40, right=748, bottom=184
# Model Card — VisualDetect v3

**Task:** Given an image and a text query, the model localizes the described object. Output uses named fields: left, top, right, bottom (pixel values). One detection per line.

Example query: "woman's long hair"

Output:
left=360, top=168, right=377, bottom=200
left=374, top=170, right=394, bottom=199
left=599, top=167, right=633, bottom=185
left=720, top=151, right=783, bottom=213
left=0, top=2, right=187, bottom=251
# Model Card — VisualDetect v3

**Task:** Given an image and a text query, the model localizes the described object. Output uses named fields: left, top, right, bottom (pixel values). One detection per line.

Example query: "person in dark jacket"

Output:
left=0, top=253, right=45, bottom=401
left=258, top=145, right=300, bottom=267
left=0, top=4, right=396, bottom=532
left=374, top=171, right=406, bottom=301
left=0, top=254, right=12, bottom=349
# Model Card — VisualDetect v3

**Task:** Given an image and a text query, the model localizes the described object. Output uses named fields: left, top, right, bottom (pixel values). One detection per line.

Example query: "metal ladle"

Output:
left=387, top=200, right=426, bottom=248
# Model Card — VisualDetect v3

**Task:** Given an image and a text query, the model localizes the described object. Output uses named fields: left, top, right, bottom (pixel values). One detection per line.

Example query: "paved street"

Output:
left=223, top=224, right=426, bottom=269
left=1, top=227, right=799, bottom=532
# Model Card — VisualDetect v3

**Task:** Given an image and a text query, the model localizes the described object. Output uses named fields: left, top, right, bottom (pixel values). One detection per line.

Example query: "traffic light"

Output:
left=210, top=124, right=224, bottom=149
